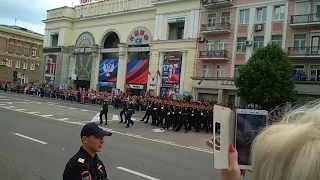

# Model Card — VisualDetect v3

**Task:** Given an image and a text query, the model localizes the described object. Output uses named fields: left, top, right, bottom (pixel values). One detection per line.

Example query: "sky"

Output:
left=0, top=0, right=78, bottom=35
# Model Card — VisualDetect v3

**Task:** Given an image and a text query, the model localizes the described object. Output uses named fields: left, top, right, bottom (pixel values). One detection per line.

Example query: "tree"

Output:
left=235, top=43, right=296, bottom=110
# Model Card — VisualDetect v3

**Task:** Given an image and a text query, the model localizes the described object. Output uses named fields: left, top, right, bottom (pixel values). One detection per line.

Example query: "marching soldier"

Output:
left=119, top=98, right=127, bottom=124
left=126, top=98, right=135, bottom=128
left=99, top=99, right=109, bottom=125
left=141, top=99, right=151, bottom=123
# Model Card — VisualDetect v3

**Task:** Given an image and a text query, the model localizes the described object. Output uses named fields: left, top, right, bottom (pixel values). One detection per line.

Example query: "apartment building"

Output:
left=287, top=0, right=320, bottom=96
left=192, top=0, right=289, bottom=105
left=0, top=25, right=44, bottom=84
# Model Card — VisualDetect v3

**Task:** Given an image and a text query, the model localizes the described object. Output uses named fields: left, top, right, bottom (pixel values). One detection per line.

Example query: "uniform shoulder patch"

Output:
left=78, top=158, right=85, bottom=163
left=81, top=171, right=92, bottom=180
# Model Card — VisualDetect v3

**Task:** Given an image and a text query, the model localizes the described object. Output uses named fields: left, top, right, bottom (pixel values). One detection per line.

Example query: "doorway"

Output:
left=311, top=36, right=320, bottom=55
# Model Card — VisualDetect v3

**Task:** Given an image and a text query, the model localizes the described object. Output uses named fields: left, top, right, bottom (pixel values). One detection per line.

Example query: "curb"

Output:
left=207, top=138, right=213, bottom=148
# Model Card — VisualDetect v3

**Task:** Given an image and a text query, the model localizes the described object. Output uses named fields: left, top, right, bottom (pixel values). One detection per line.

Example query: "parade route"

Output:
left=0, top=92, right=216, bottom=180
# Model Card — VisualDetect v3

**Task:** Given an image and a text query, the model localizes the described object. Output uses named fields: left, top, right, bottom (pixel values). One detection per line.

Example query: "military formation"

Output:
left=112, top=96, right=214, bottom=133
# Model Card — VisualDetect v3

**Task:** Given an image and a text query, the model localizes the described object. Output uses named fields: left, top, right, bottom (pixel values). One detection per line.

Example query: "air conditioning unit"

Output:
left=197, top=37, right=205, bottom=42
left=0, top=61, right=4, bottom=66
left=254, top=24, right=263, bottom=31
left=245, top=40, right=252, bottom=46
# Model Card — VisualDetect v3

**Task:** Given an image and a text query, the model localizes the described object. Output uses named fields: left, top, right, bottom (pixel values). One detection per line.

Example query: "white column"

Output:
left=245, top=8, right=256, bottom=62
left=116, top=43, right=127, bottom=92
left=90, top=53, right=99, bottom=91
left=264, top=6, right=273, bottom=46
left=67, top=54, right=75, bottom=86
left=179, top=50, right=187, bottom=94
left=156, top=51, right=165, bottom=95
left=218, top=89, right=223, bottom=104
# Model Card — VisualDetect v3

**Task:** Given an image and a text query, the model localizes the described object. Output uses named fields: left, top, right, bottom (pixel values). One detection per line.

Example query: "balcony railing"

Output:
left=287, top=46, right=320, bottom=57
left=198, top=50, right=228, bottom=59
left=202, top=0, right=233, bottom=8
left=290, top=13, right=320, bottom=24
left=201, top=23, right=231, bottom=33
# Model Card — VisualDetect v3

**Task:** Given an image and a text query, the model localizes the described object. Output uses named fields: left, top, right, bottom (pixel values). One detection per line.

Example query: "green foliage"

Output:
left=235, top=43, right=296, bottom=110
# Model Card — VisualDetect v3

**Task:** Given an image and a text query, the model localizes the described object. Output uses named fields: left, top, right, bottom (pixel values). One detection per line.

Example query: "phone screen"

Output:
left=235, top=113, right=267, bottom=166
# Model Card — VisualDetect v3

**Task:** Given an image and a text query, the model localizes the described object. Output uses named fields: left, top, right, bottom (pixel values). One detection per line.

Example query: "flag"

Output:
left=47, top=63, right=56, bottom=74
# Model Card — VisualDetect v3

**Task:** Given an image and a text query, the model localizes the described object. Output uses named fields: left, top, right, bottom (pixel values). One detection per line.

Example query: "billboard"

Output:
left=79, top=0, right=105, bottom=5
left=161, top=54, right=181, bottom=87
left=126, top=60, right=149, bottom=85
left=98, top=59, right=118, bottom=82
left=75, top=54, right=93, bottom=81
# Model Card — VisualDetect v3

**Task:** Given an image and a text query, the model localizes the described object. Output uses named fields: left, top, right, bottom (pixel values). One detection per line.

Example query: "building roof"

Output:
left=0, top=24, right=43, bottom=36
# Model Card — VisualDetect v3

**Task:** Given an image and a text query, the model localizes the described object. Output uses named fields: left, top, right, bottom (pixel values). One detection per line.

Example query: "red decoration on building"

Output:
left=134, top=30, right=139, bottom=36
left=144, top=35, right=149, bottom=41
left=140, top=30, right=145, bottom=36
left=129, top=35, right=134, bottom=41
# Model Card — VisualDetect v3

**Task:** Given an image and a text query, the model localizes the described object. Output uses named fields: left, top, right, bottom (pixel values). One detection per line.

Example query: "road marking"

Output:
left=81, top=109, right=88, bottom=111
left=41, top=115, right=53, bottom=117
left=15, top=109, right=27, bottom=111
left=36, top=102, right=42, bottom=104
left=57, top=118, right=69, bottom=121
left=0, top=99, right=10, bottom=100
left=0, top=104, right=5, bottom=105
left=117, top=167, right=160, bottom=180
left=4, top=106, right=15, bottom=109
left=112, top=115, right=119, bottom=121
left=12, top=132, right=48, bottom=145
left=69, top=107, right=76, bottom=110
left=152, top=128, right=166, bottom=133
left=91, top=113, right=100, bottom=121
left=58, top=105, right=66, bottom=108
left=27, top=112, right=39, bottom=114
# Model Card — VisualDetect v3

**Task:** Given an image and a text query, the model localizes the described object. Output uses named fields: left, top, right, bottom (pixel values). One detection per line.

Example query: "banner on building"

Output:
left=99, top=59, right=118, bottom=82
left=161, top=54, right=181, bottom=86
left=126, top=60, right=149, bottom=85
left=75, top=54, right=93, bottom=81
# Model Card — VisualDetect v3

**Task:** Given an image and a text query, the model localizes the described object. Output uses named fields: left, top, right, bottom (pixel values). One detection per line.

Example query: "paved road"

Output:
left=0, top=92, right=217, bottom=180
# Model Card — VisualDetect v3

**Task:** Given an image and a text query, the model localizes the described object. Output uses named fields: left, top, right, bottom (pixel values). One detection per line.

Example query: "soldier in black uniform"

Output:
left=126, top=98, right=135, bottom=128
left=151, top=101, right=159, bottom=126
left=141, top=100, right=151, bottom=123
left=63, top=122, right=111, bottom=180
left=99, top=100, right=109, bottom=125
left=119, top=98, right=127, bottom=124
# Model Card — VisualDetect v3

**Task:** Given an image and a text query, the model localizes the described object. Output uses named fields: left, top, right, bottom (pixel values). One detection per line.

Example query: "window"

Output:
left=15, top=61, right=20, bottom=68
left=5, top=59, right=12, bottom=67
left=205, top=40, right=214, bottom=51
left=234, top=65, right=242, bottom=78
left=219, top=39, right=228, bottom=50
left=237, top=37, right=247, bottom=52
left=208, top=14, right=216, bottom=27
left=202, top=65, right=212, bottom=77
left=24, top=46, right=30, bottom=56
left=30, top=62, right=35, bottom=70
left=216, top=65, right=225, bottom=77
left=221, top=12, right=230, bottom=25
left=274, top=5, right=285, bottom=21
left=167, top=18, right=185, bottom=40
left=256, top=7, right=267, bottom=23
left=51, top=34, right=59, bottom=47
left=271, top=35, right=282, bottom=46
left=253, top=36, right=264, bottom=51
left=9, top=42, right=14, bottom=51
left=23, top=62, right=28, bottom=69
left=239, top=9, right=250, bottom=24
left=309, top=65, right=320, bottom=81
left=16, top=44, right=22, bottom=54
left=32, top=49, right=37, bottom=56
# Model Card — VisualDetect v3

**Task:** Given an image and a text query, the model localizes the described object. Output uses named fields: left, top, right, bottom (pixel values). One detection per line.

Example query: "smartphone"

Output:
left=235, top=109, right=268, bottom=170
left=213, top=105, right=235, bottom=169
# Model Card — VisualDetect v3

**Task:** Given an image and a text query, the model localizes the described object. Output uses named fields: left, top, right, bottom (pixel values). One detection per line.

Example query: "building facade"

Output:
left=42, top=0, right=201, bottom=96
left=287, top=0, right=320, bottom=96
left=193, top=0, right=320, bottom=105
left=0, top=25, right=44, bottom=84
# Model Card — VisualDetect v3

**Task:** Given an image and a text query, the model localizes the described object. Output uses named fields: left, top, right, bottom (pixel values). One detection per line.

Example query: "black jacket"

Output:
left=63, top=147, right=108, bottom=180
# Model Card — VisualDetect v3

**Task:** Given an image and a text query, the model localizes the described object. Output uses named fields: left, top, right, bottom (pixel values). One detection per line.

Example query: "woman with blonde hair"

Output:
left=222, top=103, right=320, bottom=180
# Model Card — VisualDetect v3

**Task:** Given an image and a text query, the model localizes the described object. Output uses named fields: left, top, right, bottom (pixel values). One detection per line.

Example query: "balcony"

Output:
left=290, top=13, right=320, bottom=28
left=198, top=50, right=229, bottom=60
left=287, top=46, right=320, bottom=59
left=201, top=23, right=231, bottom=34
left=202, top=0, right=234, bottom=8
left=191, top=77, right=236, bottom=90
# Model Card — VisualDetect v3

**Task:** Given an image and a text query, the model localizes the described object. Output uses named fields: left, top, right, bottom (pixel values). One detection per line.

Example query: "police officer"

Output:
left=100, top=99, right=109, bottom=125
left=63, top=122, right=112, bottom=180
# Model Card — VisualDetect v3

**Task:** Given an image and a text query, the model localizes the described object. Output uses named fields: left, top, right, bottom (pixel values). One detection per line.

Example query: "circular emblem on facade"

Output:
left=75, top=32, right=95, bottom=47
left=126, top=27, right=152, bottom=45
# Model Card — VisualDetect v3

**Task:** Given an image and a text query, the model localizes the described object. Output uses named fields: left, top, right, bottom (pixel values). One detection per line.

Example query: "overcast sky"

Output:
left=0, top=0, right=77, bottom=35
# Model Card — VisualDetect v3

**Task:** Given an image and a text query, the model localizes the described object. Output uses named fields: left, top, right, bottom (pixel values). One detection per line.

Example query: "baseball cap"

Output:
left=80, top=122, right=112, bottom=138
